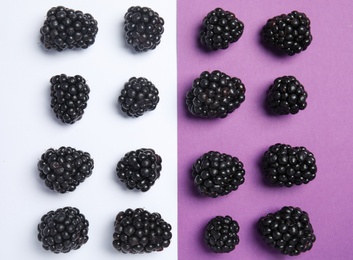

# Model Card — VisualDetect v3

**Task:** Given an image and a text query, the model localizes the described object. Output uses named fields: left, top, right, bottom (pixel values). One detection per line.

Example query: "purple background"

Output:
left=177, top=0, right=353, bottom=259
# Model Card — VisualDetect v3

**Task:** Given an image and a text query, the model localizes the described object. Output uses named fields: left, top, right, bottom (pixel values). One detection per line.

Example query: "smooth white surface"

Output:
left=0, top=1, right=177, bottom=259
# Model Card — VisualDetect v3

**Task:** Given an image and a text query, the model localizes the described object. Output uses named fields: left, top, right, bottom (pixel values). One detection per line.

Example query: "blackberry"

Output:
left=186, top=70, right=246, bottom=118
left=124, top=6, right=164, bottom=52
left=258, top=206, right=316, bottom=256
left=192, top=151, right=245, bottom=198
left=262, top=143, right=317, bottom=187
left=112, top=208, right=172, bottom=253
left=50, top=74, right=90, bottom=124
left=204, top=215, right=240, bottom=253
left=267, top=76, right=308, bottom=115
left=37, top=146, right=94, bottom=193
left=200, top=8, right=244, bottom=50
left=262, top=11, right=312, bottom=56
left=116, top=148, right=162, bottom=192
left=118, top=77, right=160, bottom=117
left=40, top=6, right=98, bottom=51
left=37, top=207, right=89, bottom=253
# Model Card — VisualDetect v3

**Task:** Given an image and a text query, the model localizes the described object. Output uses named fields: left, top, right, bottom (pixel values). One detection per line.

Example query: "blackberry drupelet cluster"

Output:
left=37, top=146, right=94, bottom=193
left=124, top=6, right=164, bottom=52
left=204, top=215, right=240, bottom=253
left=262, top=11, right=312, bottom=56
left=112, top=208, right=172, bottom=253
left=192, top=151, right=245, bottom=198
left=262, top=143, right=317, bottom=187
left=186, top=70, right=246, bottom=118
left=50, top=74, right=90, bottom=124
left=37, top=207, right=89, bottom=253
left=116, top=148, right=162, bottom=192
left=267, top=76, right=308, bottom=115
left=118, top=77, right=160, bottom=117
left=40, top=6, right=98, bottom=51
left=200, top=8, right=244, bottom=50
left=258, top=206, right=316, bottom=256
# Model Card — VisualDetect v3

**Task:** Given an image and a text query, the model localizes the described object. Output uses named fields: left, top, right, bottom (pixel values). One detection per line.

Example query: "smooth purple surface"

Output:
left=177, top=1, right=353, bottom=259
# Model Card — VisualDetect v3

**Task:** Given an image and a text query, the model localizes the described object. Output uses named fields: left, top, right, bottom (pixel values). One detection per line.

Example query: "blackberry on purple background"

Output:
left=262, top=143, right=317, bottom=187
left=186, top=70, right=246, bottom=118
left=40, top=6, right=98, bottom=51
left=267, top=76, right=308, bottom=115
left=37, top=207, right=89, bottom=253
left=50, top=74, right=90, bottom=124
left=262, top=11, right=312, bottom=56
left=118, top=77, right=160, bottom=117
left=200, top=8, right=244, bottom=50
left=112, top=208, right=172, bottom=253
left=204, top=215, right=240, bottom=253
left=124, top=6, right=164, bottom=52
left=258, top=206, right=316, bottom=256
left=37, top=146, right=94, bottom=193
left=192, top=151, right=245, bottom=198
left=116, top=148, right=162, bottom=192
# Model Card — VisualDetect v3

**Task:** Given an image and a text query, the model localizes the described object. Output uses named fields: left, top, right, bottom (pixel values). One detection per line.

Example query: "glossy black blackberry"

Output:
left=200, top=8, right=244, bottom=50
left=192, top=151, right=245, bottom=198
left=37, top=207, right=89, bottom=253
left=37, top=146, right=94, bottom=193
left=262, top=11, right=312, bottom=56
left=116, top=148, right=162, bottom=192
left=40, top=6, right=98, bottom=51
left=112, top=208, right=172, bottom=254
left=204, top=215, right=240, bottom=253
left=118, top=77, right=160, bottom=117
left=186, top=70, right=246, bottom=118
left=262, top=143, right=317, bottom=187
left=267, top=76, right=308, bottom=115
left=50, top=74, right=90, bottom=124
left=124, top=6, right=164, bottom=52
left=258, top=206, right=316, bottom=256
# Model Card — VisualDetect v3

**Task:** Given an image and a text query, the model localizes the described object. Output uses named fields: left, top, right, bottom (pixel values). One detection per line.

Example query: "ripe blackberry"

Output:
left=262, top=11, right=312, bottom=56
left=267, top=76, right=308, bottom=115
left=124, top=6, right=164, bottom=52
left=118, top=77, right=160, bottom=117
left=40, top=6, right=98, bottom=51
left=37, top=207, right=89, bottom=253
left=200, top=8, right=244, bottom=50
left=262, top=143, right=317, bottom=187
left=192, top=151, right=245, bottom=198
left=186, top=70, right=246, bottom=118
left=50, top=74, right=90, bottom=124
left=258, top=206, right=316, bottom=256
left=204, top=215, right=240, bottom=253
left=37, top=146, right=94, bottom=193
left=116, top=148, right=162, bottom=192
left=112, top=208, right=172, bottom=253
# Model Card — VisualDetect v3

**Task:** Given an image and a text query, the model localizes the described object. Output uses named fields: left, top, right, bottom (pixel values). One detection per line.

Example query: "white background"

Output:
left=0, top=0, right=177, bottom=259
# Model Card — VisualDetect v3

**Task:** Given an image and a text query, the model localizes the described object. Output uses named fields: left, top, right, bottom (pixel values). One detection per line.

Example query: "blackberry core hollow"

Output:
left=192, top=151, right=245, bottom=198
left=262, top=11, right=312, bottom=55
left=116, top=148, right=162, bottom=192
left=186, top=70, right=246, bottom=118
left=267, top=76, right=308, bottom=115
left=258, top=206, right=316, bottom=256
left=112, top=208, right=172, bottom=253
left=124, top=6, right=164, bottom=52
left=50, top=74, right=90, bottom=124
left=262, top=143, right=317, bottom=187
left=118, top=77, right=160, bottom=117
left=204, top=215, right=240, bottom=253
left=40, top=6, right=98, bottom=51
left=200, top=8, right=244, bottom=50
left=37, top=207, right=89, bottom=253
left=37, top=146, right=94, bottom=193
